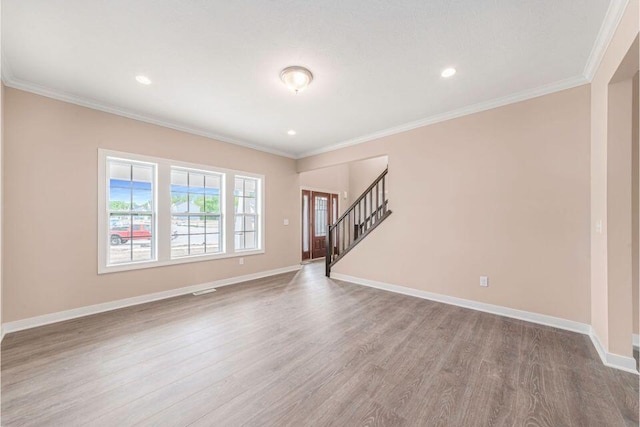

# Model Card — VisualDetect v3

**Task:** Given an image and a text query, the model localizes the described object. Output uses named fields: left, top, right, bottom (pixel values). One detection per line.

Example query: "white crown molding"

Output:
left=3, top=56, right=590, bottom=162
left=297, top=75, right=588, bottom=159
left=583, top=0, right=630, bottom=81
left=1, top=74, right=297, bottom=159
left=332, top=272, right=638, bottom=375
left=2, top=265, right=302, bottom=335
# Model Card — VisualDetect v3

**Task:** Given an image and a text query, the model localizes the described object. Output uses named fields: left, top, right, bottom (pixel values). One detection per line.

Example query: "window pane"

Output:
left=244, top=216, right=256, bottom=232
left=171, top=215, right=189, bottom=258
left=189, top=216, right=205, bottom=235
left=132, top=165, right=153, bottom=189
left=189, top=194, right=205, bottom=213
left=206, top=216, right=220, bottom=234
left=205, top=175, right=221, bottom=190
left=205, top=233, right=220, bottom=253
left=246, top=198, right=256, bottom=214
left=189, top=173, right=205, bottom=189
left=109, top=213, right=153, bottom=264
left=204, top=195, right=220, bottom=214
left=109, top=214, right=131, bottom=264
left=109, top=185, right=131, bottom=211
left=234, top=178, right=244, bottom=196
left=245, top=179, right=256, bottom=197
left=235, top=197, right=244, bottom=214
left=315, top=196, right=328, bottom=236
left=171, top=192, right=189, bottom=213
left=171, top=170, right=188, bottom=190
left=234, top=216, right=243, bottom=232
left=190, top=234, right=206, bottom=255
left=235, top=232, right=244, bottom=250
left=244, top=232, right=256, bottom=249
left=132, top=189, right=152, bottom=211
left=109, top=162, right=131, bottom=182
left=106, top=159, right=155, bottom=267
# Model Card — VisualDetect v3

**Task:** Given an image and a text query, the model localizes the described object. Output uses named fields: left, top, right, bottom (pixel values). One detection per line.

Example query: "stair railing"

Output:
left=326, top=168, right=391, bottom=276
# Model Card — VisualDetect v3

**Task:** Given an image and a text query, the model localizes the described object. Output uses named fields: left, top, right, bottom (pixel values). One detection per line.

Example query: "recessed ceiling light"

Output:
left=280, top=66, right=313, bottom=93
left=441, top=68, right=456, bottom=78
left=287, top=130, right=296, bottom=136
left=135, top=75, right=152, bottom=85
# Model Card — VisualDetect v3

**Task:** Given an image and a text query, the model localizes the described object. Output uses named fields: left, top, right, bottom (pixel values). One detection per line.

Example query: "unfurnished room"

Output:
left=0, top=1, right=639, bottom=426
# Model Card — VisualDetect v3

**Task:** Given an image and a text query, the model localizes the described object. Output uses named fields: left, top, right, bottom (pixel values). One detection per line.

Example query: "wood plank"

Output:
left=1, top=262, right=637, bottom=426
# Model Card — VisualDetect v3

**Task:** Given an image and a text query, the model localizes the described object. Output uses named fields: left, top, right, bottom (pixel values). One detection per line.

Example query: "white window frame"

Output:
left=170, top=167, right=225, bottom=259
left=234, top=175, right=262, bottom=253
left=98, top=149, right=265, bottom=274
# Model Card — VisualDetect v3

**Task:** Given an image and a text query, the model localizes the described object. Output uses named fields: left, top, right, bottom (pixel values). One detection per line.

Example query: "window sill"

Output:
left=98, top=249, right=265, bottom=274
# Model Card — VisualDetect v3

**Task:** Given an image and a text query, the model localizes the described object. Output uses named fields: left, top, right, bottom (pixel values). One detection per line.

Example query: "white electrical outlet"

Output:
left=283, top=218, right=289, bottom=226
left=239, top=258, right=244, bottom=265
left=480, top=276, right=488, bottom=287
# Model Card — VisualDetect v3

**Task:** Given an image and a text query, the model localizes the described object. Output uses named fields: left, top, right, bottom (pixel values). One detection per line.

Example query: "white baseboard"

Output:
left=332, top=273, right=591, bottom=334
left=332, top=273, right=638, bottom=375
left=2, top=265, right=302, bottom=335
left=633, top=334, right=639, bottom=349
left=590, top=330, right=639, bottom=374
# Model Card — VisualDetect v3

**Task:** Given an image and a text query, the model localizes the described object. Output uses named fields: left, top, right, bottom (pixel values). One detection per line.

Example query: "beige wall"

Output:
left=348, top=156, right=388, bottom=206
left=607, top=78, right=635, bottom=355
left=590, top=0, right=639, bottom=355
left=3, top=88, right=301, bottom=322
left=299, top=85, right=592, bottom=324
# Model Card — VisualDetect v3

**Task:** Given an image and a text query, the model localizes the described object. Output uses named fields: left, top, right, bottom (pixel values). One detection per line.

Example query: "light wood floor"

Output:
left=1, top=262, right=638, bottom=426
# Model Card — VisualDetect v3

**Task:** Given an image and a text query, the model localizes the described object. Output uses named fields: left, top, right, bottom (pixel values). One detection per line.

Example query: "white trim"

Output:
left=583, top=0, right=630, bottom=81
left=332, top=273, right=590, bottom=334
left=98, top=149, right=265, bottom=274
left=297, top=76, right=588, bottom=158
left=589, top=329, right=639, bottom=374
left=332, top=273, right=639, bottom=374
left=633, top=333, right=639, bottom=349
left=2, top=265, right=302, bottom=335
left=3, top=71, right=588, bottom=162
left=1, top=75, right=296, bottom=159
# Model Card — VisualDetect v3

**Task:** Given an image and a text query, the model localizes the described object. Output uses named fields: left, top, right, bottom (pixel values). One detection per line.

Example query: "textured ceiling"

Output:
left=3, top=0, right=613, bottom=157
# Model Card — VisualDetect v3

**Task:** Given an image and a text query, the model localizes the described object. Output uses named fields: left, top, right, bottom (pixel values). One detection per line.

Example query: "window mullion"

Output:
left=156, top=162, right=171, bottom=262
left=226, top=173, right=236, bottom=253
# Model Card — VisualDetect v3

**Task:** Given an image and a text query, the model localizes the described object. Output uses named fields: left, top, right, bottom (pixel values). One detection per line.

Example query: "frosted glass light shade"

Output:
left=280, top=66, right=313, bottom=93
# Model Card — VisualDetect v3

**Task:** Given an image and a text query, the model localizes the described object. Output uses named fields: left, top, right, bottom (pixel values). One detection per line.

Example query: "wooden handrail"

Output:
left=329, top=168, right=388, bottom=231
left=326, top=168, right=391, bottom=276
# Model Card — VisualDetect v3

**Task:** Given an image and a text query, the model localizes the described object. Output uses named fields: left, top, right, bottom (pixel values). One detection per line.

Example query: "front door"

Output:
left=302, top=190, right=338, bottom=260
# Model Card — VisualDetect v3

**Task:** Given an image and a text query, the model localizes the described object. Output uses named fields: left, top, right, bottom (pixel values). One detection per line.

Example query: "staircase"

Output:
left=325, top=168, right=392, bottom=276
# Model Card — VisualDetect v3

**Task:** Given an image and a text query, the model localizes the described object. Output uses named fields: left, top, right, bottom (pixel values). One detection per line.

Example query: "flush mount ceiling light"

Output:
left=287, top=130, right=296, bottom=136
left=441, top=67, right=456, bottom=78
left=135, top=75, right=152, bottom=85
left=280, top=66, right=313, bottom=93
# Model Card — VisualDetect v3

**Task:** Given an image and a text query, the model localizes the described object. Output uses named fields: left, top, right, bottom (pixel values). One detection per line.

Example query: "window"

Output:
left=107, top=159, right=155, bottom=264
left=99, top=150, right=264, bottom=273
left=171, top=169, right=222, bottom=258
left=234, top=176, right=259, bottom=250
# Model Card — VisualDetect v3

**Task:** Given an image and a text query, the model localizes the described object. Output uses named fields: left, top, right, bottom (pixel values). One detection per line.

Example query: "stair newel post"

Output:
left=326, top=224, right=332, bottom=277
